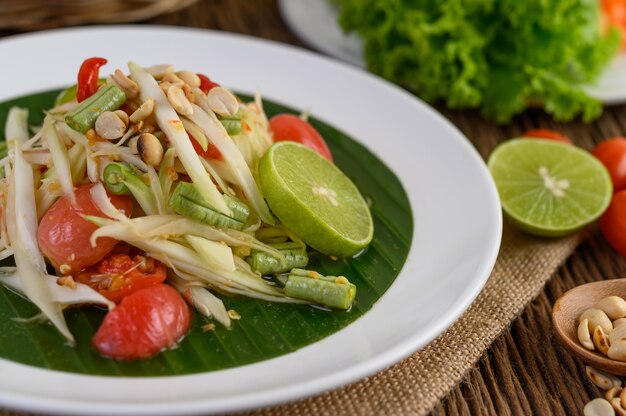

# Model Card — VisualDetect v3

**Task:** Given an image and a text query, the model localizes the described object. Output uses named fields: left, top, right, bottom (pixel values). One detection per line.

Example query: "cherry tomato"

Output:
left=600, top=190, right=626, bottom=256
left=188, top=133, right=222, bottom=159
left=269, top=114, right=333, bottom=161
left=92, top=284, right=191, bottom=360
left=592, top=137, right=626, bottom=192
left=197, top=74, right=219, bottom=93
left=75, top=254, right=167, bottom=303
left=37, top=184, right=133, bottom=274
left=602, top=0, right=626, bottom=49
left=77, top=57, right=107, bottom=102
left=522, top=129, right=573, bottom=145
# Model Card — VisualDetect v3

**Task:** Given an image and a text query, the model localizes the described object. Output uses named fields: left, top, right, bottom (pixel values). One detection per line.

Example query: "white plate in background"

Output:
left=280, top=0, right=626, bottom=104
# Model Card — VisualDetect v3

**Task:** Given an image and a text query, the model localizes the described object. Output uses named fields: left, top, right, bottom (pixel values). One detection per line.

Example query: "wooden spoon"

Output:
left=553, top=278, right=626, bottom=375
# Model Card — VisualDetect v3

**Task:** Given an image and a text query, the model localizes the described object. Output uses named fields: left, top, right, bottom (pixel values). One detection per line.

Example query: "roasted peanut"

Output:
left=585, top=398, right=616, bottom=416
left=597, top=296, right=626, bottom=320
left=594, top=326, right=611, bottom=355
left=183, top=84, right=196, bottom=104
left=176, top=70, right=201, bottom=88
left=579, top=318, right=595, bottom=350
left=159, top=81, right=172, bottom=94
left=607, top=386, right=623, bottom=401
left=146, top=64, right=174, bottom=79
left=580, top=309, right=613, bottom=335
left=611, top=324, right=626, bottom=345
left=167, top=86, right=193, bottom=116
left=207, top=86, right=239, bottom=117
left=114, top=110, right=129, bottom=127
left=130, top=98, right=155, bottom=123
left=127, top=135, right=139, bottom=153
left=609, top=342, right=626, bottom=361
left=162, top=73, right=185, bottom=88
left=612, top=398, right=626, bottom=416
left=137, top=133, right=163, bottom=167
left=95, top=111, right=127, bottom=141
left=113, top=69, right=139, bottom=99
left=587, top=366, right=622, bottom=390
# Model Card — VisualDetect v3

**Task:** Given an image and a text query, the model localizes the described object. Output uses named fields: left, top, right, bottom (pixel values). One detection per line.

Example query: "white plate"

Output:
left=0, top=26, right=501, bottom=415
left=280, top=0, right=626, bottom=104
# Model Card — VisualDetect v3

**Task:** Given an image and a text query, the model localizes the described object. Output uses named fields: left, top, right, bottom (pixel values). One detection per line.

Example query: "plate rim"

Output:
left=0, top=25, right=502, bottom=415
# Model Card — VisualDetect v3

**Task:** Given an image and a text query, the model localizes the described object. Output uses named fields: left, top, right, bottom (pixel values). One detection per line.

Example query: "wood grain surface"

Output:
left=2, top=0, right=626, bottom=414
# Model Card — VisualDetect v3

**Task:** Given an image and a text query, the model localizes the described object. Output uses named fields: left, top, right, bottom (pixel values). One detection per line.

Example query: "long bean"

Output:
left=169, top=181, right=249, bottom=230
left=103, top=162, right=158, bottom=215
left=65, top=84, right=126, bottom=133
left=246, top=242, right=308, bottom=275
left=285, top=269, right=356, bottom=310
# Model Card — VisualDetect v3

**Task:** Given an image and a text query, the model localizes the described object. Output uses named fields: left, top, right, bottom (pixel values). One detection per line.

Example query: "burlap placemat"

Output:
left=246, top=223, right=584, bottom=416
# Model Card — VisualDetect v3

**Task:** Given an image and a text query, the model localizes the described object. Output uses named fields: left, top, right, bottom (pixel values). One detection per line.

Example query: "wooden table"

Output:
left=3, top=0, right=626, bottom=414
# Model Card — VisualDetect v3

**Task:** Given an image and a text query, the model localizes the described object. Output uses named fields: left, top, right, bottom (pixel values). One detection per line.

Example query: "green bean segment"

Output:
left=246, top=242, right=308, bottom=275
left=169, top=181, right=249, bottom=230
left=65, top=84, right=127, bottom=133
left=103, top=162, right=134, bottom=195
left=285, top=269, right=356, bottom=310
left=103, top=162, right=158, bottom=215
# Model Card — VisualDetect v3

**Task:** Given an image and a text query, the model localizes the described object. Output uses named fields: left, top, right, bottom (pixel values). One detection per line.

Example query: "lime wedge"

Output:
left=259, top=141, right=373, bottom=257
left=488, top=138, right=612, bottom=237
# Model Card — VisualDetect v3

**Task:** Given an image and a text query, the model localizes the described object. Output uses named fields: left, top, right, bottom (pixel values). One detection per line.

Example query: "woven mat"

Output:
left=247, top=223, right=584, bottom=416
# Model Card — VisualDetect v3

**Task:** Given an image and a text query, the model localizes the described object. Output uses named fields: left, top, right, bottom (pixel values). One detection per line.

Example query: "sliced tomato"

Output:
left=592, top=137, right=626, bottom=192
left=37, top=184, right=133, bottom=274
left=269, top=114, right=333, bottom=162
left=522, top=129, right=573, bottom=145
left=75, top=254, right=167, bottom=303
left=188, top=132, right=222, bottom=159
left=92, top=284, right=191, bottom=360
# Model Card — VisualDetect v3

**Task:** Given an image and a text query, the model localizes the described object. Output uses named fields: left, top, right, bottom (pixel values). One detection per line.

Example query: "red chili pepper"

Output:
left=197, top=73, right=220, bottom=93
left=77, top=57, right=108, bottom=102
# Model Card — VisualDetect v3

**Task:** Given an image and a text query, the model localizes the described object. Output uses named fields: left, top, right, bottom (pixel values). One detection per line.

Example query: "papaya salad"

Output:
left=0, top=58, right=373, bottom=360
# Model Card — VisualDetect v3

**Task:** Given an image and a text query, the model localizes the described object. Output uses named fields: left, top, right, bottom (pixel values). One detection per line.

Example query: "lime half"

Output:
left=259, top=141, right=373, bottom=257
left=488, top=138, right=612, bottom=237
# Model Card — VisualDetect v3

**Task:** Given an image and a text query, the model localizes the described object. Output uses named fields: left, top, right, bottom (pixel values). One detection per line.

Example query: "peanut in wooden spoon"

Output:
left=553, top=278, right=626, bottom=376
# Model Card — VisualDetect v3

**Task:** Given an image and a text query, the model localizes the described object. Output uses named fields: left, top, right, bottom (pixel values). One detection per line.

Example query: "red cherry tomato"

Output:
left=197, top=74, right=219, bottom=93
left=602, top=0, right=626, bottom=49
left=523, top=129, right=573, bottom=145
left=92, top=284, right=191, bottom=360
left=77, top=57, right=107, bottom=102
left=188, top=133, right=222, bottom=159
left=37, top=184, right=133, bottom=274
left=269, top=114, right=333, bottom=161
left=75, top=254, right=167, bottom=303
left=600, top=190, right=626, bottom=256
left=592, top=137, right=626, bottom=192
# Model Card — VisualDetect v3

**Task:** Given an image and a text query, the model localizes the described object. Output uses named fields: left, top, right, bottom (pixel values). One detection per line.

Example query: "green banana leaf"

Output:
left=0, top=90, right=412, bottom=376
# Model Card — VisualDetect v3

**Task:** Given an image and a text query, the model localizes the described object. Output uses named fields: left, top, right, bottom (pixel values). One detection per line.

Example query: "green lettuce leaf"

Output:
left=335, top=0, right=620, bottom=123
